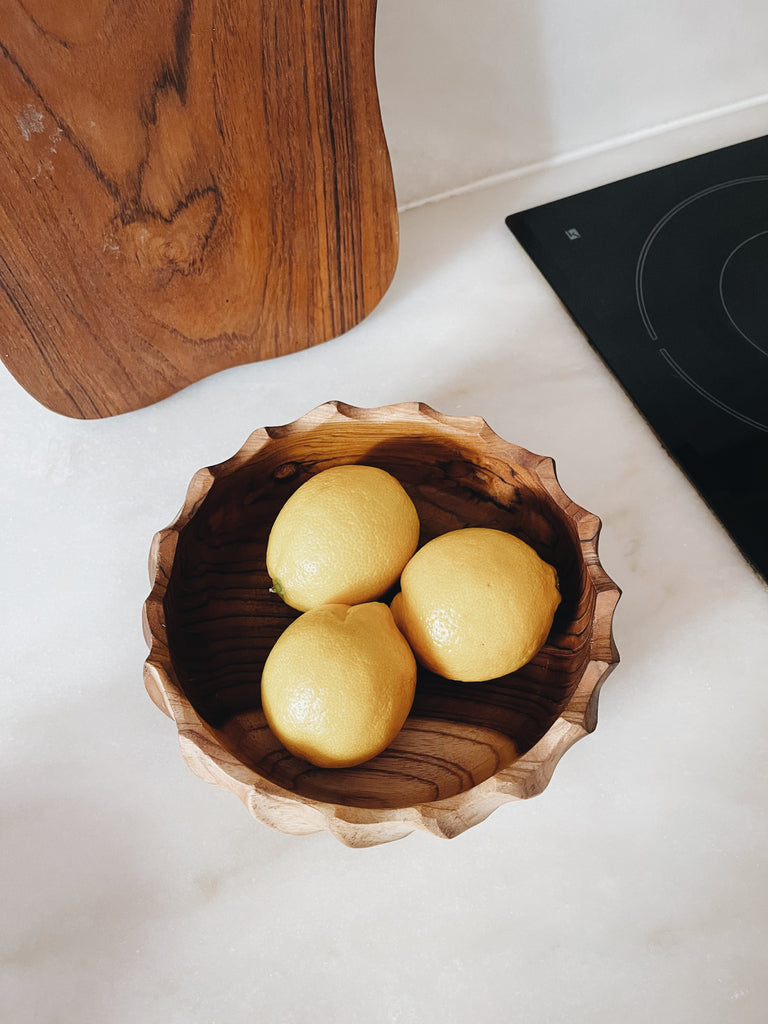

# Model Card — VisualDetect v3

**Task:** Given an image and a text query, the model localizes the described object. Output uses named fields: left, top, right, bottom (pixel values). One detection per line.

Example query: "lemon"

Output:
left=390, top=527, right=561, bottom=682
left=266, top=464, right=420, bottom=612
left=261, top=602, right=417, bottom=767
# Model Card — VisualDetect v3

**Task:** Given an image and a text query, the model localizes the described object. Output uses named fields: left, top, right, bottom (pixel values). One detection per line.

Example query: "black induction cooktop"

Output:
left=506, top=135, right=768, bottom=582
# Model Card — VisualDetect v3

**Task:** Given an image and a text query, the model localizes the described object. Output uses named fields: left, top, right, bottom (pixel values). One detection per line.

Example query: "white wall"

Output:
left=375, top=0, right=768, bottom=208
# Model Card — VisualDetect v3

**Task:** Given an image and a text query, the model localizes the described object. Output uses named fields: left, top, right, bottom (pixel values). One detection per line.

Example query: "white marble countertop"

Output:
left=3, top=105, right=768, bottom=1024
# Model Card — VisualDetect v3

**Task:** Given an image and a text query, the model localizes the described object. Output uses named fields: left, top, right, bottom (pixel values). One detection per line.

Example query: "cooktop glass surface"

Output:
left=506, top=135, right=768, bottom=581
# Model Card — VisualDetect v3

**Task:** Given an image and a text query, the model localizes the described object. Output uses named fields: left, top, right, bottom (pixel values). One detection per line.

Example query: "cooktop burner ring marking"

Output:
left=659, top=347, right=768, bottom=432
left=718, top=230, right=768, bottom=358
left=635, top=175, right=768, bottom=341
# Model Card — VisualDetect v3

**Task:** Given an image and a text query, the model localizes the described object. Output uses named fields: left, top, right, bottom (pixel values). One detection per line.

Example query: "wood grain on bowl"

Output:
left=142, top=402, right=621, bottom=846
left=0, top=2, right=397, bottom=417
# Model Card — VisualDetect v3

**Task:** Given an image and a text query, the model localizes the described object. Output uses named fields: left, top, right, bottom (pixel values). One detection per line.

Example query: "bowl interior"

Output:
left=163, top=418, right=596, bottom=809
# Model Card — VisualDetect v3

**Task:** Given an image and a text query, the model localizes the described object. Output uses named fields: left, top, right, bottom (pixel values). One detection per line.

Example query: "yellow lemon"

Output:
left=261, top=602, right=417, bottom=768
left=390, top=527, right=561, bottom=682
left=266, top=464, right=420, bottom=612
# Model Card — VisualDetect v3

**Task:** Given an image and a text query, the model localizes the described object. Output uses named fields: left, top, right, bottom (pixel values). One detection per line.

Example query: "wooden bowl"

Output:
left=142, top=402, right=620, bottom=846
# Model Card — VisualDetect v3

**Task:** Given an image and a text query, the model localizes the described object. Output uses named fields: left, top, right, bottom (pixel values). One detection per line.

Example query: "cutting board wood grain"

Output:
left=0, top=1, right=398, bottom=418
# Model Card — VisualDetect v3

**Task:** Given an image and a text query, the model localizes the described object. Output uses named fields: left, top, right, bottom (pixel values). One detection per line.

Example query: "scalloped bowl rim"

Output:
left=142, top=401, right=621, bottom=846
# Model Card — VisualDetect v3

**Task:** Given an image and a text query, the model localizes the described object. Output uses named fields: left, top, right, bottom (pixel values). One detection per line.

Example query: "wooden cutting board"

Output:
left=0, top=1, right=398, bottom=418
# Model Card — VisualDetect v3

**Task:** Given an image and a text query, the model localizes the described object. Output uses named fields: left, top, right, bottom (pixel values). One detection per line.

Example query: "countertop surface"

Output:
left=3, top=105, right=768, bottom=1024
